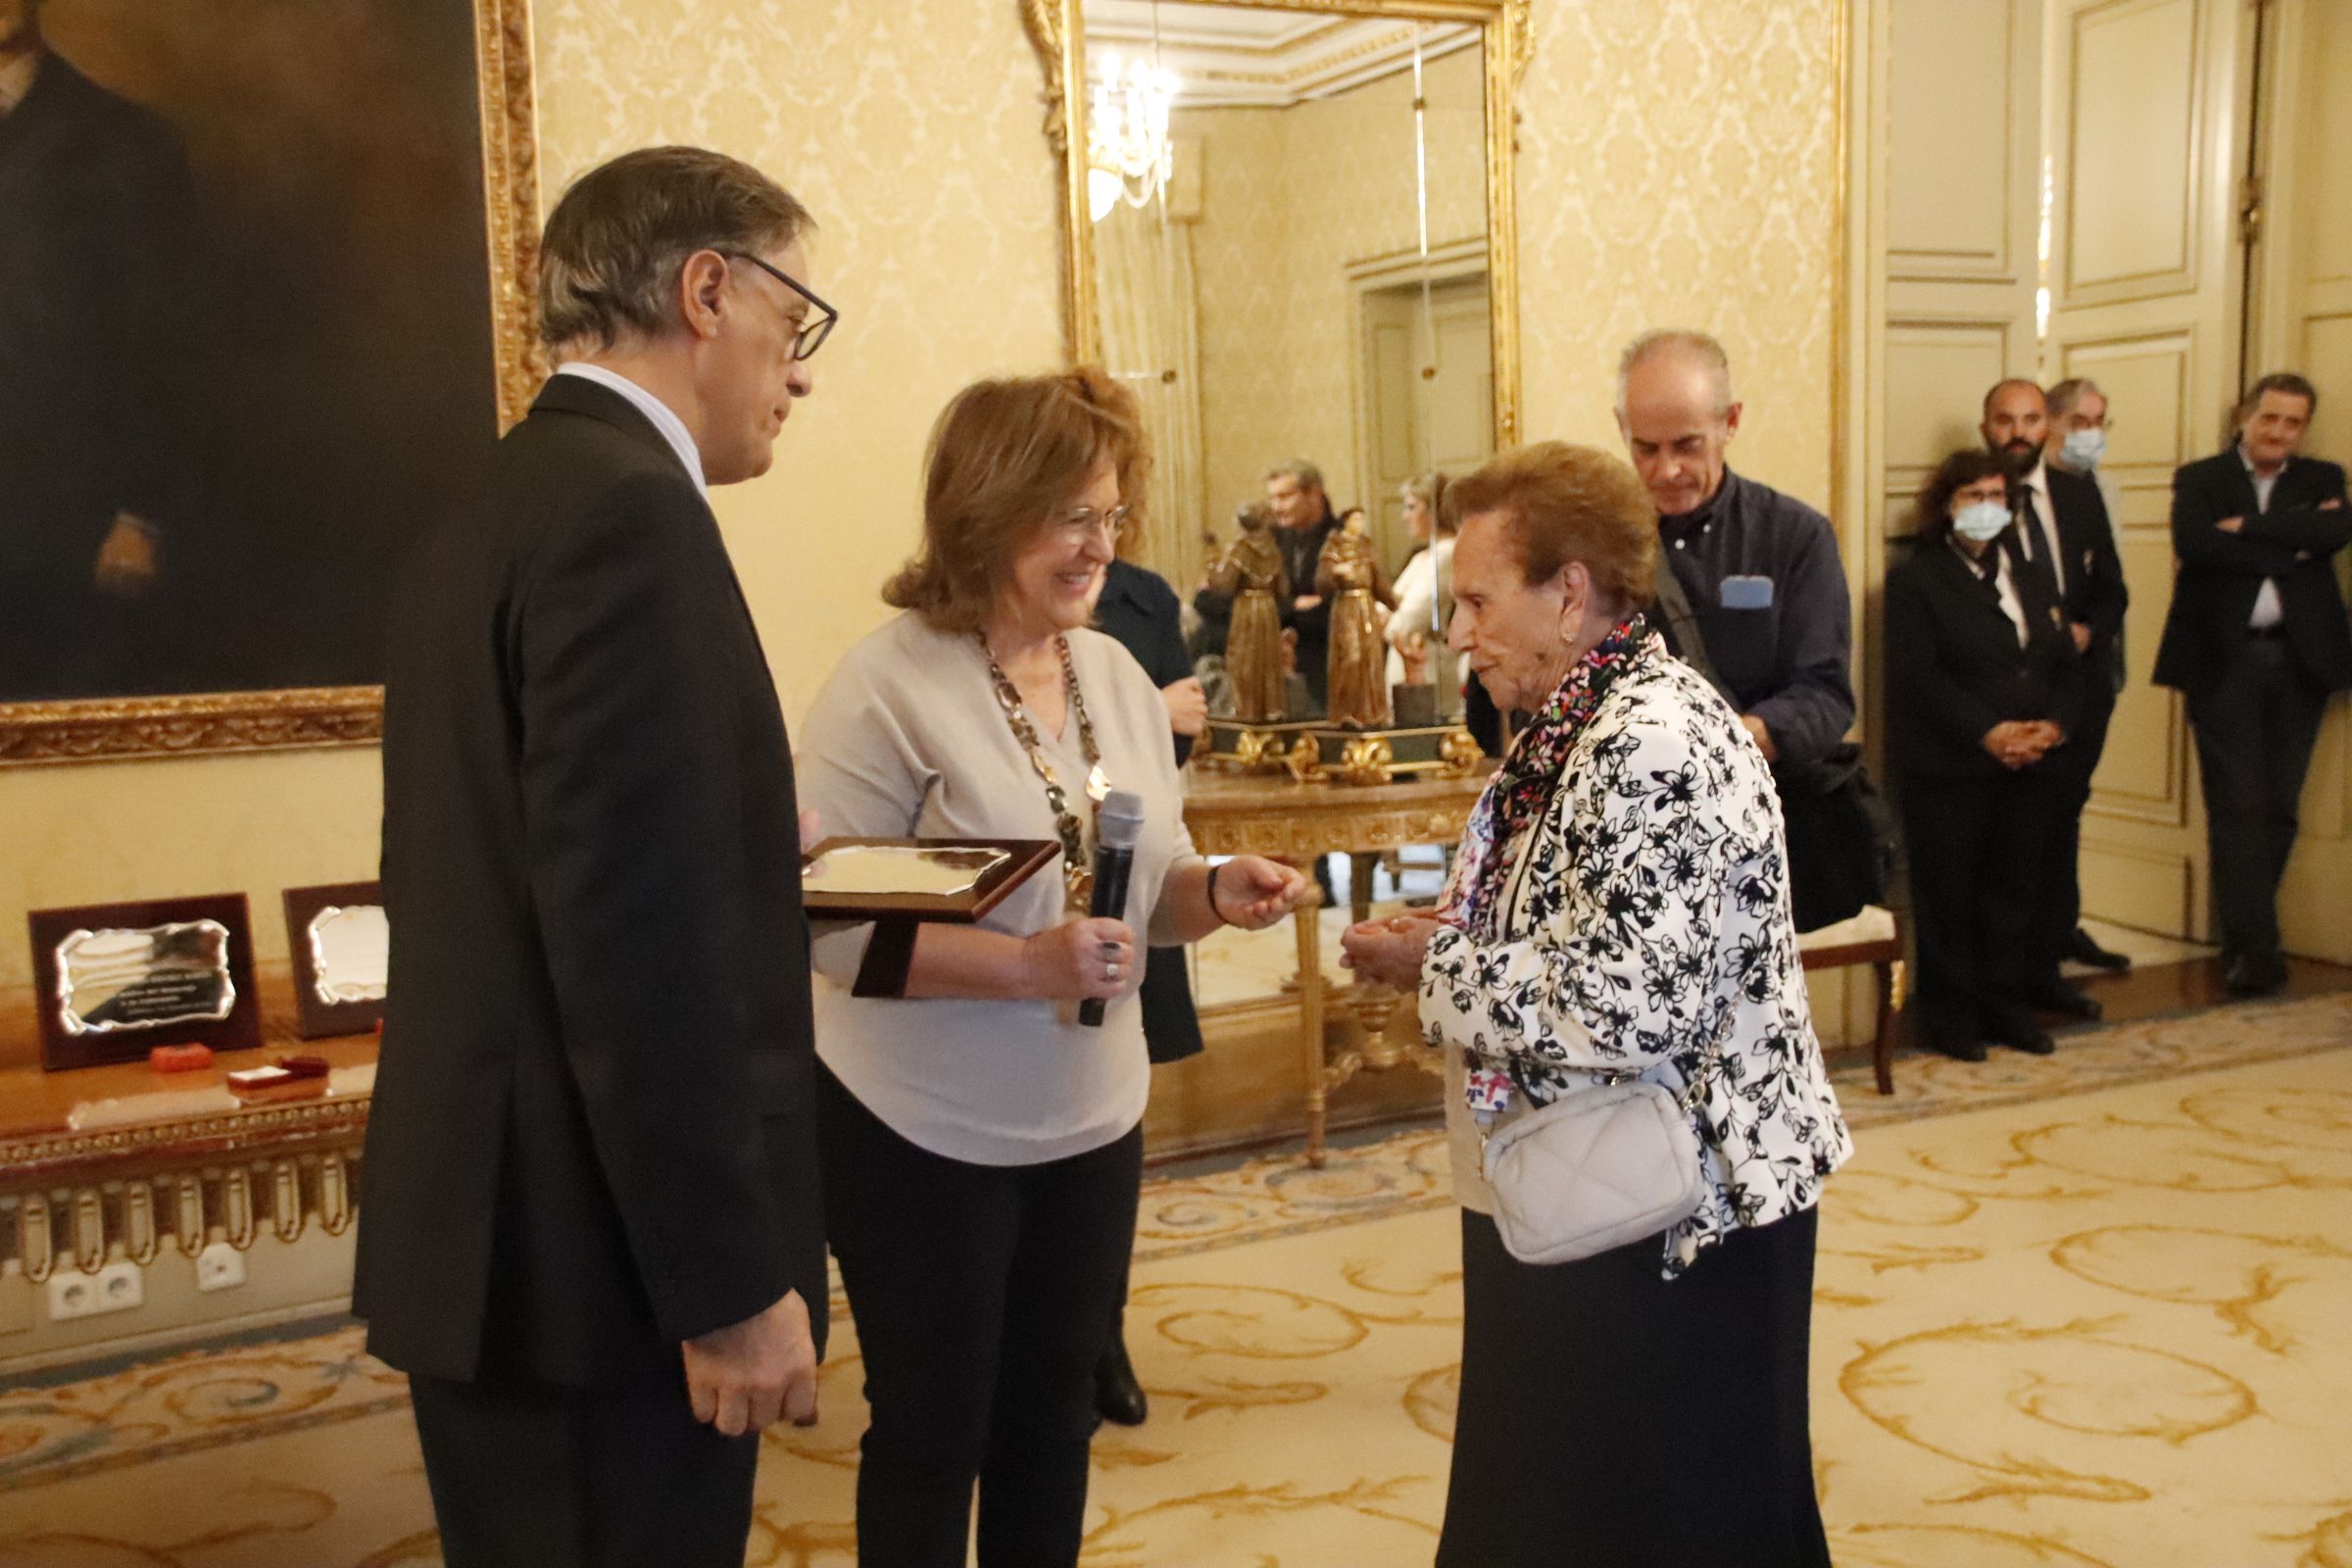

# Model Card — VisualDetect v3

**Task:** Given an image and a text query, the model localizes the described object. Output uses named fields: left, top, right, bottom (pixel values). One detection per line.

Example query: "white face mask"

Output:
left=2061, top=427, right=2106, bottom=470
left=1952, top=499, right=2010, bottom=543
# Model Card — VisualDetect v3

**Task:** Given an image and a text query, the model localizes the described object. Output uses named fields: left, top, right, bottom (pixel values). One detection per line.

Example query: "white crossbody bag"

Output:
left=1470, top=779, right=1716, bottom=1266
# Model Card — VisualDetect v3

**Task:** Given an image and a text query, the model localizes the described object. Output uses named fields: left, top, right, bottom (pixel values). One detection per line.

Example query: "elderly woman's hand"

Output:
left=1211, top=857, right=1310, bottom=931
left=1340, top=912, right=1445, bottom=989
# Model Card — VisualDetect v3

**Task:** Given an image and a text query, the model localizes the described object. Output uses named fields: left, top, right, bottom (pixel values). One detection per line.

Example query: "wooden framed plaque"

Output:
left=802, top=838, right=1059, bottom=999
left=28, top=893, right=265, bottom=1071
left=282, top=880, right=388, bottom=1039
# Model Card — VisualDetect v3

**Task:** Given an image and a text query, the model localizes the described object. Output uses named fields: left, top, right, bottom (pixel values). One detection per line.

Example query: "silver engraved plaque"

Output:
left=55, top=920, right=237, bottom=1036
left=306, top=904, right=390, bottom=1005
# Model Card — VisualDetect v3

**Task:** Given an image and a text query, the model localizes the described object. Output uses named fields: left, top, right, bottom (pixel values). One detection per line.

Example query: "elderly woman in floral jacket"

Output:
left=1343, top=441, right=1850, bottom=1568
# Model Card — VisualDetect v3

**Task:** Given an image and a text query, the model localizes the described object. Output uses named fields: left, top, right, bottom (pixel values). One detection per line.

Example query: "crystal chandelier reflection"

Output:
left=1088, top=53, right=1177, bottom=222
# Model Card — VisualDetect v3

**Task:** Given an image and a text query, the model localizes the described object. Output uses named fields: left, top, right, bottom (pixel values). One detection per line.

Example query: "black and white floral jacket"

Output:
left=1420, top=651, right=1852, bottom=1275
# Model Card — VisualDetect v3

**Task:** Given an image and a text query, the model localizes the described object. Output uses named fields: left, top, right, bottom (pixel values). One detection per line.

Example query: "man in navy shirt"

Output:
left=1615, top=330, right=1865, bottom=929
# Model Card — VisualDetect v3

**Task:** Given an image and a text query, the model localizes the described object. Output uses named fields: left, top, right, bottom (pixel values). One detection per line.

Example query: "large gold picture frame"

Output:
left=1020, top=0, right=1533, bottom=450
left=0, top=0, right=543, bottom=767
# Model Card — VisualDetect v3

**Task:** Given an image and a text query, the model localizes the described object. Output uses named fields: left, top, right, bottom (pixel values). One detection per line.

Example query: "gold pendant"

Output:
left=1086, top=763, right=1111, bottom=805
left=1066, top=864, right=1094, bottom=912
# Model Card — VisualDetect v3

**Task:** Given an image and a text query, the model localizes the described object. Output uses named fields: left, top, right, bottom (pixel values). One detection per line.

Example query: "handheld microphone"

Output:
left=1078, top=789, right=1146, bottom=1028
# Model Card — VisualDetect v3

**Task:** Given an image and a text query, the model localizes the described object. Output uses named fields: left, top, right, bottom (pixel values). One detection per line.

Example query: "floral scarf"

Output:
left=1440, top=615, right=1660, bottom=1110
left=1440, top=613, right=1660, bottom=941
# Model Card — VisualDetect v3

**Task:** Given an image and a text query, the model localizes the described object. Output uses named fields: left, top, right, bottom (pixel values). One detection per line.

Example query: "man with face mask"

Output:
left=1615, top=330, right=1873, bottom=931
left=1981, top=378, right=2132, bottom=994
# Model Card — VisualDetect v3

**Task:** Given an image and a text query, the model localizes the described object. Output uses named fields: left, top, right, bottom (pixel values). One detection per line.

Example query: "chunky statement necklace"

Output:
left=980, top=633, right=1112, bottom=910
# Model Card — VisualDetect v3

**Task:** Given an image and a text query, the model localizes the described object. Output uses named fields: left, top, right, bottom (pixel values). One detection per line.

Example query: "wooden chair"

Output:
left=1796, top=905, right=1903, bottom=1096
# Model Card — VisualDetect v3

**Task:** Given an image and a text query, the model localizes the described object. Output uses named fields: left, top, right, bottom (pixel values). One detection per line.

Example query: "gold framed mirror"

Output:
left=1024, top=0, right=1531, bottom=598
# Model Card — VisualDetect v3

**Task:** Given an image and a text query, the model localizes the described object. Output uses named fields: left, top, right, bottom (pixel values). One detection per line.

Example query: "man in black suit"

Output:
left=1982, top=378, right=2132, bottom=1012
left=357, top=147, right=839, bottom=1566
left=0, top=0, right=198, bottom=700
left=2153, top=373, right=2352, bottom=996
left=1265, top=458, right=1343, bottom=711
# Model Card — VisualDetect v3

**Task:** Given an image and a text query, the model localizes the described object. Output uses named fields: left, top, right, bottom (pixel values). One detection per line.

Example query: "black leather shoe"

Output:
left=2028, top=979, right=2103, bottom=1022
left=1983, top=1007, right=2056, bottom=1054
left=1095, top=1337, right=1148, bottom=1427
left=1916, top=1010, right=1985, bottom=1062
left=2067, top=927, right=2132, bottom=971
left=2225, top=953, right=2287, bottom=998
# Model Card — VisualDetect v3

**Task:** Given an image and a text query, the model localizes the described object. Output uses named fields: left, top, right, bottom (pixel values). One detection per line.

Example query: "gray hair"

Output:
left=1615, top=329, right=1735, bottom=417
left=1265, top=459, right=1325, bottom=493
left=2045, top=377, right=2105, bottom=421
left=539, top=146, right=814, bottom=352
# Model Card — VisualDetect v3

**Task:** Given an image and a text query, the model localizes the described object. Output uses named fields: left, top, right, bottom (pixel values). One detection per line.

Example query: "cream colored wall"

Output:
left=0, top=1, right=1850, bottom=993
left=0, top=0, right=1063, bottom=989
left=1182, top=46, right=1489, bottom=536
left=1517, top=0, right=1843, bottom=511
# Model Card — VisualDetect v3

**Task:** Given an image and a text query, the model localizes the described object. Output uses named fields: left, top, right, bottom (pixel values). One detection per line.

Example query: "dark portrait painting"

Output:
left=0, top=0, right=530, bottom=727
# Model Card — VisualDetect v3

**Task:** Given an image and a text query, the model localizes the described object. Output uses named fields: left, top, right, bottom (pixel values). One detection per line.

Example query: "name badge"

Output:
left=1720, top=574, right=1774, bottom=611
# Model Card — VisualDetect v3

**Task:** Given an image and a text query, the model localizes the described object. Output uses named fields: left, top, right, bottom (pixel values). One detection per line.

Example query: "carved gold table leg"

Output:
left=1294, top=880, right=1328, bottom=1168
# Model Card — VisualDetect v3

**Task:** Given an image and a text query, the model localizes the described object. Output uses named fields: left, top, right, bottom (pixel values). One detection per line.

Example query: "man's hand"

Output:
left=1294, top=594, right=1322, bottom=613
left=95, top=514, right=159, bottom=595
left=2216, top=515, right=2246, bottom=535
left=1739, top=713, right=1779, bottom=763
left=682, top=1288, right=819, bottom=1437
left=1340, top=912, right=1444, bottom=990
left=799, top=808, right=822, bottom=848
left=2321, top=498, right=2343, bottom=511
left=1160, top=677, right=1207, bottom=739
left=2070, top=622, right=2093, bottom=655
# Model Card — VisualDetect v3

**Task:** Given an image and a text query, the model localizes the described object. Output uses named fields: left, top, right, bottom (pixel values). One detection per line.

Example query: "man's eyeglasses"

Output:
left=1051, top=503, right=1136, bottom=545
left=721, top=252, right=839, bottom=363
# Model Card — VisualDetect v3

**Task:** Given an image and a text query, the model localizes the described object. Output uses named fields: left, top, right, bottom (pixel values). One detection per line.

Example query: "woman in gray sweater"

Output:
left=798, top=368, right=1304, bottom=1568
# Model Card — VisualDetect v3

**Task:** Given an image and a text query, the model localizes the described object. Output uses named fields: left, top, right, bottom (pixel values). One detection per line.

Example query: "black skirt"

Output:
left=1437, top=1204, right=1833, bottom=1568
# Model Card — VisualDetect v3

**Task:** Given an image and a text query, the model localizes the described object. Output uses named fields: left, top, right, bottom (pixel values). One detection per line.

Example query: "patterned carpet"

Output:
left=2, top=990, right=2348, bottom=1567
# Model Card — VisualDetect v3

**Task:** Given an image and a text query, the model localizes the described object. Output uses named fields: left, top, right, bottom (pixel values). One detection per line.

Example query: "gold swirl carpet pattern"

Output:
left=1, top=991, right=2347, bottom=1566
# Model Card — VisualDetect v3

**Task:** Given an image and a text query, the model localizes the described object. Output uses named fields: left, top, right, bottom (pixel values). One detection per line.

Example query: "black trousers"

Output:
left=407, top=1366, right=760, bottom=1568
left=1438, top=1206, right=1831, bottom=1568
left=1898, top=762, right=2070, bottom=1034
left=2038, top=685, right=2115, bottom=970
left=816, top=1061, right=1142, bottom=1568
left=2187, top=636, right=2329, bottom=961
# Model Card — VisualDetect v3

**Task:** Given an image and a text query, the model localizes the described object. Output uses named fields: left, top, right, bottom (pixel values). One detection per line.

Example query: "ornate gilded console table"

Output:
left=0, top=971, right=373, bottom=1367
left=1183, top=766, right=1491, bottom=1166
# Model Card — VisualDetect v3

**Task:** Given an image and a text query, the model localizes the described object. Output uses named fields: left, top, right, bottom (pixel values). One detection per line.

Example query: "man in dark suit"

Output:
left=1982, top=378, right=2132, bottom=1009
left=2153, top=373, right=2351, bottom=996
left=357, top=147, right=839, bottom=1566
left=0, top=0, right=198, bottom=700
left=1265, top=458, right=1343, bottom=711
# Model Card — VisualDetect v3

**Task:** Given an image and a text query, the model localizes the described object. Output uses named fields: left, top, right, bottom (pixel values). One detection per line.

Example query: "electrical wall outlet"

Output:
left=46, top=1259, right=144, bottom=1321
left=194, top=1242, right=247, bottom=1293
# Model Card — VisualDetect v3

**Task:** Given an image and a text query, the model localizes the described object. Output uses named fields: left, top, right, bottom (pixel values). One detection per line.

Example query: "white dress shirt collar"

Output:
left=2237, top=444, right=2282, bottom=514
left=553, top=364, right=707, bottom=497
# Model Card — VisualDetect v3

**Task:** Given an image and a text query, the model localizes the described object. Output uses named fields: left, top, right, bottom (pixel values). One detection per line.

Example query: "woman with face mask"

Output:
left=1884, top=449, right=2091, bottom=1062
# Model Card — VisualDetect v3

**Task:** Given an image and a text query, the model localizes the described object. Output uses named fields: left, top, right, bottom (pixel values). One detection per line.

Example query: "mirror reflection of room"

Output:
left=1083, top=1, right=1496, bottom=1003
left=1083, top=1, right=1493, bottom=727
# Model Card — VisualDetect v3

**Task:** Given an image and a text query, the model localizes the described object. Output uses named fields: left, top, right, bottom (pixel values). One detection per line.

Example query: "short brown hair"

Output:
left=1914, top=449, right=2012, bottom=542
left=1447, top=441, right=1657, bottom=609
left=2240, top=371, right=2318, bottom=419
left=539, top=146, right=813, bottom=351
left=885, top=368, right=1150, bottom=634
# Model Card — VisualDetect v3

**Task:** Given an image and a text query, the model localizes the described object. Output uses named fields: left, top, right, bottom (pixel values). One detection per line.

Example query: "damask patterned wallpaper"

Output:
left=1515, top=0, right=1841, bottom=510
left=0, top=0, right=1843, bottom=988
